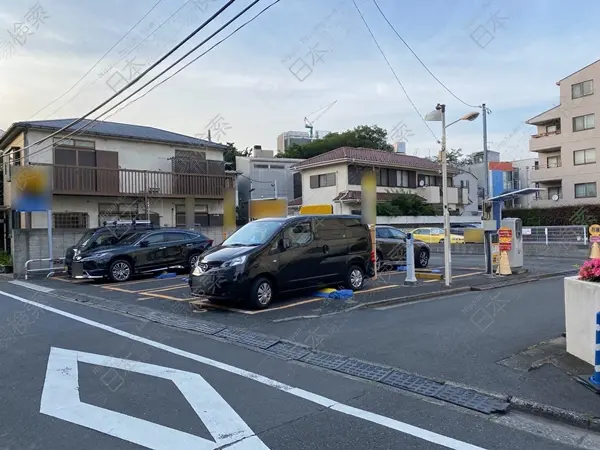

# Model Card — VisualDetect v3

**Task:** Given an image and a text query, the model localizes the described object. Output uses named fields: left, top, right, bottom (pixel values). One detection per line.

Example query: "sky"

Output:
left=0, top=0, right=598, bottom=162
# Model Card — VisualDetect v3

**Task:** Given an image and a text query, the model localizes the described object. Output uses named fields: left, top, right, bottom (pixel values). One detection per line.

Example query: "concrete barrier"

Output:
left=429, top=243, right=590, bottom=259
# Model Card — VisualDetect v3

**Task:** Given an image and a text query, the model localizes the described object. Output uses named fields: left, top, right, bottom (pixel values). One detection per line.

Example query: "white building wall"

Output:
left=301, top=163, right=348, bottom=214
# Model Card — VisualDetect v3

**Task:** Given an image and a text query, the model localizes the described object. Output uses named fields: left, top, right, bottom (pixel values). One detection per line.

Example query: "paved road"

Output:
left=258, top=277, right=600, bottom=418
left=1, top=281, right=597, bottom=449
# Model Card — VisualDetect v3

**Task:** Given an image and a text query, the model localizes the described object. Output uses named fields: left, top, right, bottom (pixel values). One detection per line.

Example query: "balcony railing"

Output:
left=529, top=130, right=563, bottom=152
left=34, top=164, right=234, bottom=198
left=532, top=163, right=562, bottom=170
left=534, top=193, right=563, bottom=201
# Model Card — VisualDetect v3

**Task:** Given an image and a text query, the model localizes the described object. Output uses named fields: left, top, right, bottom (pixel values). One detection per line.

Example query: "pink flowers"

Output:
left=578, top=259, right=600, bottom=282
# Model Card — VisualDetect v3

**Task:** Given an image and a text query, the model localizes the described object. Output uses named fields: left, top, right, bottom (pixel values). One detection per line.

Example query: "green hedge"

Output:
left=503, top=204, right=600, bottom=226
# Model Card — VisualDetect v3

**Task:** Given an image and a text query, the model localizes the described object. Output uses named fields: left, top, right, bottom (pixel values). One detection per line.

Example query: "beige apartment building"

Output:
left=527, top=59, right=600, bottom=207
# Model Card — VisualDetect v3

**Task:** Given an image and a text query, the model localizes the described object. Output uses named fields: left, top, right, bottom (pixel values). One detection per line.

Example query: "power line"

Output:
left=26, top=0, right=166, bottom=120
left=41, top=0, right=193, bottom=120
left=371, top=0, right=479, bottom=109
left=10, top=0, right=238, bottom=159
left=350, top=0, right=439, bottom=142
left=15, top=0, right=275, bottom=164
left=102, top=0, right=280, bottom=122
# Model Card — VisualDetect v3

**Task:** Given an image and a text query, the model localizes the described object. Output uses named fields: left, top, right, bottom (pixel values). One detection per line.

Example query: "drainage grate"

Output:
left=381, top=371, right=445, bottom=397
left=267, top=342, right=311, bottom=360
left=336, top=359, right=393, bottom=381
left=216, top=328, right=279, bottom=349
left=300, top=350, right=348, bottom=370
left=434, top=385, right=510, bottom=414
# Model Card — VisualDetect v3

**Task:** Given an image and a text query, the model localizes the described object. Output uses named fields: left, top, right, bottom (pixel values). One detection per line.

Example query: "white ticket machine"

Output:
left=500, top=217, right=523, bottom=269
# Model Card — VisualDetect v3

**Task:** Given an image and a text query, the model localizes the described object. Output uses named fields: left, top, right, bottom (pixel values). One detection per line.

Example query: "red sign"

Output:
left=498, top=228, right=513, bottom=240
left=499, top=242, right=512, bottom=252
left=591, top=236, right=600, bottom=243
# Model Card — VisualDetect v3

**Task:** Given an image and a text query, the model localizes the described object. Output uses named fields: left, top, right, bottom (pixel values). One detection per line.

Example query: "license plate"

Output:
left=72, top=262, right=84, bottom=277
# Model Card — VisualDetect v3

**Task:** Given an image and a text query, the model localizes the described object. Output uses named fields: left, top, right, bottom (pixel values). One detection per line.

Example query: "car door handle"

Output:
left=186, top=243, right=193, bottom=247
left=322, top=245, right=329, bottom=254
left=159, top=246, right=167, bottom=250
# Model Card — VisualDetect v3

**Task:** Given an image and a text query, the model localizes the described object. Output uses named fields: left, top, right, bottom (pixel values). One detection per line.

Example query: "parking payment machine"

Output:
left=500, top=218, right=523, bottom=269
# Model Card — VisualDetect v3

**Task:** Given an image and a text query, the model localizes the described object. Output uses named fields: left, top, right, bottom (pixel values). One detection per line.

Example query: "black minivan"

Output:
left=189, top=215, right=375, bottom=309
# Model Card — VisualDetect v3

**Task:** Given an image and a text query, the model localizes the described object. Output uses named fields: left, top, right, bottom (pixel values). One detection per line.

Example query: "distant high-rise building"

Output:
left=276, top=130, right=332, bottom=153
left=393, top=142, right=406, bottom=153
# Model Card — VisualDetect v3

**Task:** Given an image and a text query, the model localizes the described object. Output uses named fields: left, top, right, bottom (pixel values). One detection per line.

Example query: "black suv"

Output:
left=69, top=228, right=213, bottom=281
left=189, top=215, right=374, bottom=309
left=65, top=221, right=155, bottom=272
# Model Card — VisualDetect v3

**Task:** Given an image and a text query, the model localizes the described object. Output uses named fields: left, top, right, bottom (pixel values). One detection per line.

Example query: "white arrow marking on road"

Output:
left=3, top=287, right=486, bottom=450
left=40, top=347, right=270, bottom=450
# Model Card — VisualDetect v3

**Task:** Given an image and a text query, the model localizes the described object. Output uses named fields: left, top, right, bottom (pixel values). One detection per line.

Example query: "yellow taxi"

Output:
left=411, top=227, right=465, bottom=244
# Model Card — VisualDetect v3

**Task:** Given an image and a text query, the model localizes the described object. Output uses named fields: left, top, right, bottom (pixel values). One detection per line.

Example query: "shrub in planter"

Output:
left=0, top=252, right=13, bottom=274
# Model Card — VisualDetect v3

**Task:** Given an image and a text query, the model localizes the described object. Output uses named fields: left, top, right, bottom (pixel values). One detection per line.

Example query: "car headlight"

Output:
left=192, top=266, right=202, bottom=276
left=221, top=255, right=247, bottom=267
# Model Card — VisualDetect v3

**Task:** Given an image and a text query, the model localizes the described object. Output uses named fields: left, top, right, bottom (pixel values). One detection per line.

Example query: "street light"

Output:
left=425, top=104, right=480, bottom=286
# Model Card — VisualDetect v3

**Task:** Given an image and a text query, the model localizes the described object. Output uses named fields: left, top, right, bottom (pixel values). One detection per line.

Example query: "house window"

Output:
left=460, top=180, right=470, bottom=189
left=546, top=124, right=557, bottom=133
left=310, top=172, right=336, bottom=188
left=547, top=186, right=561, bottom=199
left=254, top=164, right=269, bottom=169
left=574, top=148, right=596, bottom=165
left=572, top=80, right=593, bottom=99
left=575, top=182, right=597, bottom=198
left=573, top=114, right=595, bottom=132
left=418, top=175, right=439, bottom=186
left=376, top=168, right=397, bottom=187
left=546, top=156, right=561, bottom=168
left=397, top=170, right=410, bottom=187
left=269, top=164, right=284, bottom=169
left=175, top=203, right=209, bottom=227
left=53, top=212, right=89, bottom=229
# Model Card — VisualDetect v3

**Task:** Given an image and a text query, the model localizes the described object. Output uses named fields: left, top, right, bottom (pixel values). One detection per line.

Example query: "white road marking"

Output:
left=9, top=280, right=55, bottom=293
left=0, top=289, right=487, bottom=450
left=41, top=347, right=268, bottom=450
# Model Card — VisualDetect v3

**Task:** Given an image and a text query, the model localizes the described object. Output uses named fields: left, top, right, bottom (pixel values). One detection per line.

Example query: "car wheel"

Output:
left=345, top=264, right=365, bottom=291
left=109, top=259, right=133, bottom=282
left=416, top=249, right=429, bottom=268
left=188, top=252, right=200, bottom=269
left=248, top=276, right=274, bottom=310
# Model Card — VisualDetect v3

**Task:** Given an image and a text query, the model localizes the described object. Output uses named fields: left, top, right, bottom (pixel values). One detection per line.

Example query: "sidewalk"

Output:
left=261, top=276, right=600, bottom=427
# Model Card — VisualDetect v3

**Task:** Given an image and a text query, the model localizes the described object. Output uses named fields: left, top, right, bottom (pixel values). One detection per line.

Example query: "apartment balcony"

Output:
left=529, top=164, right=563, bottom=183
left=38, top=165, right=234, bottom=198
left=533, top=192, right=564, bottom=207
left=529, top=130, right=563, bottom=153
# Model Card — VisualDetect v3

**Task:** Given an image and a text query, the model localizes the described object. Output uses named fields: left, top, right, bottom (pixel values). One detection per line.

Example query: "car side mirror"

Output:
left=139, top=240, right=149, bottom=248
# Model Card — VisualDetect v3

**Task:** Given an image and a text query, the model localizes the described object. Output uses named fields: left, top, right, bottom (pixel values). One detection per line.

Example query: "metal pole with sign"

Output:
left=589, top=224, right=600, bottom=259
left=497, top=226, right=513, bottom=275
left=361, top=170, right=377, bottom=280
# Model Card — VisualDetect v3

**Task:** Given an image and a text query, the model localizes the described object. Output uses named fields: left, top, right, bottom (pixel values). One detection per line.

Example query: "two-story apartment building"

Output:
left=0, top=119, right=234, bottom=240
left=292, top=147, right=469, bottom=215
left=527, top=59, right=600, bottom=207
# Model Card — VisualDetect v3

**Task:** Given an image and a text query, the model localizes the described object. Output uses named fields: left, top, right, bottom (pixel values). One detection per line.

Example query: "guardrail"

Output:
left=24, top=258, right=66, bottom=280
left=447, top=225, right=588, bottom=245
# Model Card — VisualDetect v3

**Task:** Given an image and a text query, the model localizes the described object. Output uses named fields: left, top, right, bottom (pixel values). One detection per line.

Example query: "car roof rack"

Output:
left=102, top=219, right=154, bottom=229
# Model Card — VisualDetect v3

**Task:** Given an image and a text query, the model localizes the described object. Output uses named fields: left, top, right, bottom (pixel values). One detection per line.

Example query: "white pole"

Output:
left=47, top=209, right=53, bottom=268
left=441, top=105, right=451, bottom=287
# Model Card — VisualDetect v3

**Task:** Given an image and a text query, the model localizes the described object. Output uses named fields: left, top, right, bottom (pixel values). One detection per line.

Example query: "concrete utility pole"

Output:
left=439, top=104, right=452, bottom=287
left=482, top=103, right=493, bottom=275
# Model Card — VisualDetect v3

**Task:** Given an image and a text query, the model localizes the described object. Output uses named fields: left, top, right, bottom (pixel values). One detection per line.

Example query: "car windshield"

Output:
left=222, top=221, right=282, bottom=246
left=77, top=230, right=96, bottom=248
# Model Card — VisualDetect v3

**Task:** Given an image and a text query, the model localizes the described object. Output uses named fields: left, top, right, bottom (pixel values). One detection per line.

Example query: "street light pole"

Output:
left=482, top=103, right=493, bottom=275
left=439, top=104, right=452, bottom=287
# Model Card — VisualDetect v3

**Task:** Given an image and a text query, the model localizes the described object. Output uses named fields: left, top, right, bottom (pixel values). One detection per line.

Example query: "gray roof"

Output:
left=0, top=119, right=228, bottom=149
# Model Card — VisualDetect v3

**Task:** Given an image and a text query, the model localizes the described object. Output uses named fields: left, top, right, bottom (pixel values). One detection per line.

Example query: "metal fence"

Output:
left=448, top=225, right=588, bottom=245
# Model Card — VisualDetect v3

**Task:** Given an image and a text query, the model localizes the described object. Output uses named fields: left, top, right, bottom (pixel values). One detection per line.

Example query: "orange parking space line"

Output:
left=355, top=285, right=398, bottom=294
left=142, top=292, right=197, bottom=302
left=101, top=286, right=140, bottom=293
left=423, top=272, right=483, bottom=283
left=247, top=297, right=325, bottom=314
left=139, top=284, right=188, bottom=294
left=113, top=277, right=175, bottom=287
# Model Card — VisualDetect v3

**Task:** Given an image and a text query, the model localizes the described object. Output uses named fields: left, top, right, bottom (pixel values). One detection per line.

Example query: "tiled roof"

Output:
left=292, top=147, right=443, bottom=171
left=1, top=119, right=228, bottom=149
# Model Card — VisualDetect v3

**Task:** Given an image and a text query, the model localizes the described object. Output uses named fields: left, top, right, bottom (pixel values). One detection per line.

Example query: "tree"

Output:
left=277, top=124, right=394, bottom=159
left=223, top=142, right=250, bottom=170
left=428, top=148, right=473, bottom=166
left=376, top=192, right=437, bottom=216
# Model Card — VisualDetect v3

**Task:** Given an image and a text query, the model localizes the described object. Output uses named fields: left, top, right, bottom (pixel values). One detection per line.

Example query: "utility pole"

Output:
left=482, top=103, right=493, bottom=275
left=438, top=104, right=452, bottom=287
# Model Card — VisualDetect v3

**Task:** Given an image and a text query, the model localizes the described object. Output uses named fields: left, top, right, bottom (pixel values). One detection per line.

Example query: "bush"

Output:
left=578, top=259, right=600, bottom=282
left=503, top=204, right=600, bottom=226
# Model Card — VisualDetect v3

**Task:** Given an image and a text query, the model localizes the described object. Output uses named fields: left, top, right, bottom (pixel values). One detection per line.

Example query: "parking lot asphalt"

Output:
left=20, top=254, right=580, bottom=330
